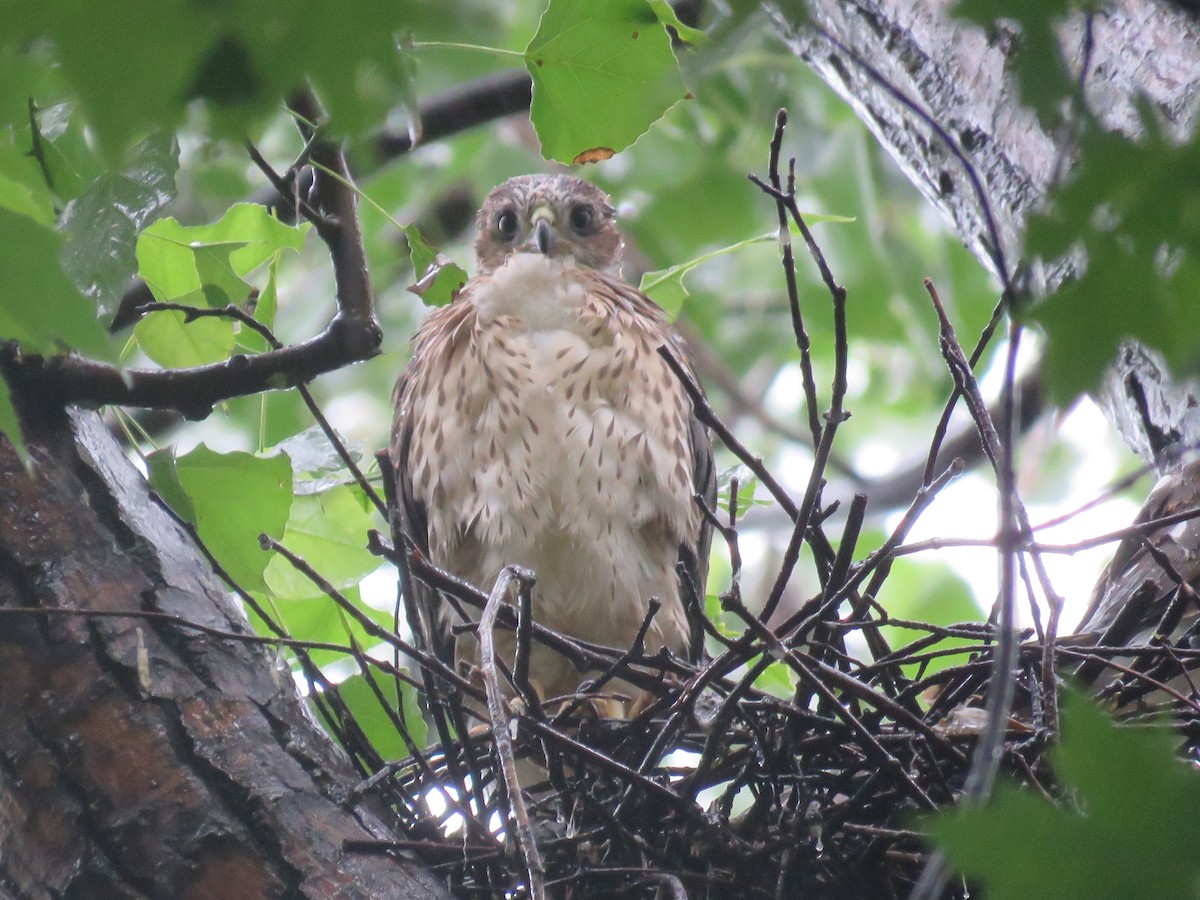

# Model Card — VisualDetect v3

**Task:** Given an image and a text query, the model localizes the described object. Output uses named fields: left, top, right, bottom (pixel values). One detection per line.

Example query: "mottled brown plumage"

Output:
left=390, top=174, right=714, bottom=710
left=1071, top=455, right=1200, bottom=696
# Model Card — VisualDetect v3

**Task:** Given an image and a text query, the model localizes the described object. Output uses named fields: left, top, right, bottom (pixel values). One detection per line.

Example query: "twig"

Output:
left=579, top=598, right=663, bottom=701
left=763, top=109, right=822, bottom=447
left=829, top=493, right=867, bottom=592
left=659, top=344, right=798, bottom=522
left=378, top=457, right=489, bottom=825
left=26, top=97, right=55, bottom=194
left=511, top=577, right=543, bottom=718
left=678, top=318, right=861, bottom=482
left=478, top=565, right=545, bottom=900
left=137, top=301, right=279, bottom=347
left=1035, top=505, right=1200, bottom=554
left=1057, top=648, right=1200, bottom=713
left=0, top=604, right=413, bottom=671
left=779, top=459, right=964, bottom=649
left=924, top=279, right=1063, bottom=718
left=257, top=534, right=473, bottom=695
left=748, top=144, right=852, bottom=620
left=145, top=297, right=387, bottom=514
left=245, top=137, right=327, bottom=226
left=724, top=592, right=960, bottom=778
left=756, top=417, right=836, bottom=623
left=912, top=306, right=1028, bottom=900
left=645, top=872, right=689, bottom=900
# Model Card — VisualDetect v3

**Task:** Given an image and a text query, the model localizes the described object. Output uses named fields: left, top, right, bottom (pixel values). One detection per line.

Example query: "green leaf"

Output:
left=248, top=580, right=398, bottom=672
left=925, top=691, right=1200, bottom=900
left=167, top=445, right=293, bottom=592
left=1, top=4, right=201, bottom=155
left=0, top=375, right=27, bottom=467
left=404, top=223, right=468, bottom=308
left=138, top=203, right=309, bottom=293
left=224, top=388, right=312, bottom=451
left=753, top=658, right=795, bottom=699
left=0, top=207, right=113, bottom=359
left=194, top=244, right=255, bottom=308
left=645, top=0, right=707, bottom=46
left=272, top=423, right=364, bottom=487
left=714, top=466, right=772, bottom=514
left=235, top=254, right=281, bottom=354
left=260, top=0, right=421, bottom=139
left=252, top=584, right=392, bottom=669
left=59, top=130, right=179, bottom=317
left=133, top=299, right=238, bottom=369
left=0, top=43, right=56, bottom=135
left=1023, top=123, right=1200, bottom=401
left=331, top=670, right=427, bottom=759
left=703, top=587, right=739, bottom=640
left=263, top=486, right=379, bottom=600
left=254, top=255, right=280, bottom=331
left=34, top=100, right=106, bottom=203
left=0, top=0, right=419, bottom=155
left=526, top=0, right=687, bottom=164
left=641, top=231, right=774, bottom=319
left=133, top=204, right=308, bottom=366
left=137, top=232, right=225, bottom=305
left=146, top=447, right=197, bottom=524
left=0, top=143, right=55, bottom=225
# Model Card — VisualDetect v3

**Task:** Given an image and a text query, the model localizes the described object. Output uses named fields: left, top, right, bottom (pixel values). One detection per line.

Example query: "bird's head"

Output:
left=474, top=174, right=623, bottom=276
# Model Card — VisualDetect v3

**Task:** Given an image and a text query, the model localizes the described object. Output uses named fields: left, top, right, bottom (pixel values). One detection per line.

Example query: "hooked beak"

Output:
left=525, top=206, right=556, bottom=256
left=532, top=218, right=554, bottom=255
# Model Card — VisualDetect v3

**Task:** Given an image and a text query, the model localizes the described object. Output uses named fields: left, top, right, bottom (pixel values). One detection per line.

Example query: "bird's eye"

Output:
left=568, top=204, right=595, bottom=235
left=495, top=209, right=519, bottom=240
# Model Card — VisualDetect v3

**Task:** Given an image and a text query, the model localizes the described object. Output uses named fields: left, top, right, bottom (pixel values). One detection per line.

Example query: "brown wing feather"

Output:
left=590, top=272, right=716, bottom=663
left=389, top=299, right=477, bottom=668
left=682, top=386, right=717, bottom=661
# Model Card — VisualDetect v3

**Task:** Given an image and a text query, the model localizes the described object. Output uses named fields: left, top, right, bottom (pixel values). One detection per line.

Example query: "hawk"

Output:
left=1068, top=344, right=1200, bottom=707
left=390, top=174, right=715, bottom=713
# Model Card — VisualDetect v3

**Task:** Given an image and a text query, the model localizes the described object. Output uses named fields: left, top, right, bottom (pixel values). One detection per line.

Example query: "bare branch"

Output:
left=478, top=566, right=545, bottom=900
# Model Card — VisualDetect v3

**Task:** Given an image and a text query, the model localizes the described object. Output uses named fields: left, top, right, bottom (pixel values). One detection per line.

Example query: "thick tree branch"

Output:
left=373, top=69, right=532, bottom=162
left=253, top=69, right=534, bottom=218
left=774, top=0, right=1200, bottom=293
left=3, top=100, right=380, bottom=420
left=2, top=324, right=367, bottom=420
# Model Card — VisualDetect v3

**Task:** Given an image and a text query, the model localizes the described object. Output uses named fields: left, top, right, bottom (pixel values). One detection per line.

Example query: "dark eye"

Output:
left=495, top=209, right=519, bottom=240
left=569, top=204, right=595, bottom=235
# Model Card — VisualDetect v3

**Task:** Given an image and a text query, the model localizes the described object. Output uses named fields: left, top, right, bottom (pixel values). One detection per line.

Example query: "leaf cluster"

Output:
left=926, top=691, right=1200, bottom=900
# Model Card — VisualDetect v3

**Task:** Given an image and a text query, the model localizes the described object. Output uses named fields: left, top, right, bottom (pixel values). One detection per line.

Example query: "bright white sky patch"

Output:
left=887, top=396, right=1140, bottom=633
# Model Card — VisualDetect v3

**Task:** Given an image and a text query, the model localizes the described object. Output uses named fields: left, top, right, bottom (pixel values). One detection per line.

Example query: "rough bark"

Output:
left=775, top=0, right=1200, bottom=288
left=0, top=410, right=448, bottom=900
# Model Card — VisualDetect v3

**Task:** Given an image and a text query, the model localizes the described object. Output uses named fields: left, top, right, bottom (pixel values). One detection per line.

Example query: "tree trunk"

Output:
left=776, top=0, right=1200, bottom=287
left=0, top=409, right=447, bottom=900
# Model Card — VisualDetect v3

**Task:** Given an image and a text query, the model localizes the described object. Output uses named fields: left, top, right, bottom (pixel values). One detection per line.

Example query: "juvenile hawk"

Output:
left=390, top=174, right=715, bottom=711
